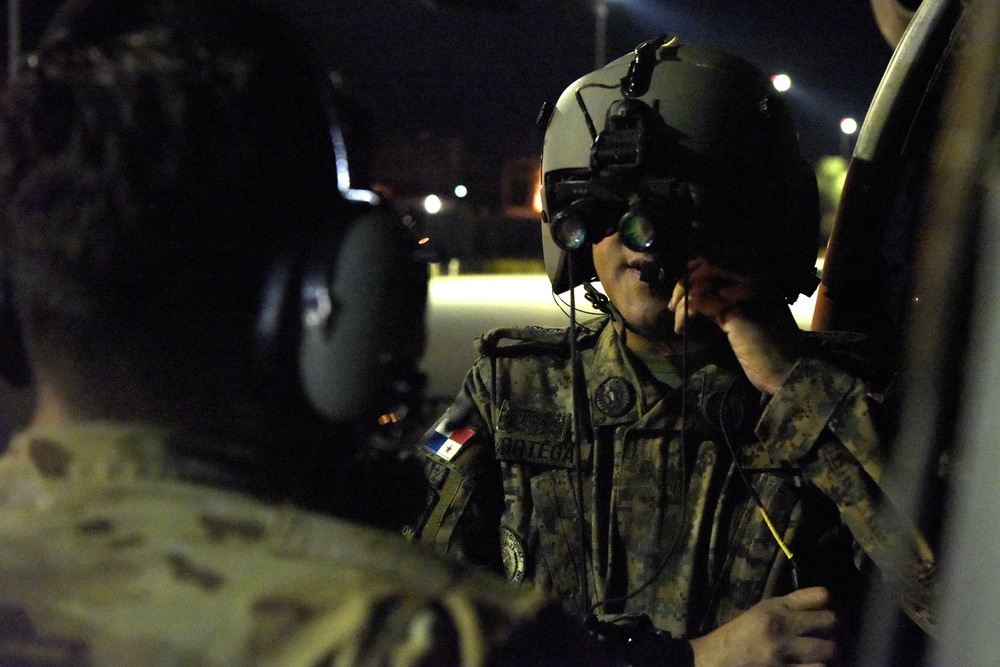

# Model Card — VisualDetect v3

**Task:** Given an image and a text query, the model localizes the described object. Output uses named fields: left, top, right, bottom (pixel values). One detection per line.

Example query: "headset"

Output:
left=539, top=35, right=821, bottom=303
left=249, top=69, right=427, bottom=428
left=251, top=196, right=427, bottom=428
left=0, top=0, right=428, bottom=432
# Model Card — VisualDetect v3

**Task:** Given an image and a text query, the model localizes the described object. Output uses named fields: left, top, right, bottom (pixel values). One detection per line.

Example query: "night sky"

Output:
left=5, top=0, right=895, bottom=191
left=284, top=0, right=894, bottom=167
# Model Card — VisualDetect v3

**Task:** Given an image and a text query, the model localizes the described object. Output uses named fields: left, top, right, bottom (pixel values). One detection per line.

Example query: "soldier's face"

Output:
left=592, top=232, right=677, bottom=341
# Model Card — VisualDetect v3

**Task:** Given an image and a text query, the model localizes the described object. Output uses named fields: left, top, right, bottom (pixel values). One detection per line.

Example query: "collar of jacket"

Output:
left=583, top=307, right=670, bottom=427
left=585, top=306, right=745, bottom=429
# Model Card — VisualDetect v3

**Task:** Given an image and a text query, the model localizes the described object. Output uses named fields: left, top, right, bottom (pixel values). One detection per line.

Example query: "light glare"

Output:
left=771, top=73, right=792, bottom=92
left=454, top=185, right=468, bottom=198
left=840, top=117, right=858, bottom=135
left=424, top=194, right=443, bottom=214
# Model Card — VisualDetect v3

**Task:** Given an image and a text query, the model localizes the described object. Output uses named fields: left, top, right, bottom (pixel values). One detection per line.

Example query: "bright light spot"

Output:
left=787, top=261, right=823, bottom=328
left=454, top=184, right=468, bottom=198
left=378, top=412, right=400, bottom=425
left=424, top=194, right=443, bottom=214
left=771, top=73, right=792, bottom=92
left=418, top=237, right=430, bottom=245
left=840, top=117, right=858, bottom=135
left=429, top=275, right=571, bottom=305
left=533, top=182, right=543, bottom=213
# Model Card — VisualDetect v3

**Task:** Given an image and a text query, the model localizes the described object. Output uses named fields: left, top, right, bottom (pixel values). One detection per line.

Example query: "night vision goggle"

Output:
left=545, top=95, right=713, bottom=263
left=547, top=176, right=704, bottom=253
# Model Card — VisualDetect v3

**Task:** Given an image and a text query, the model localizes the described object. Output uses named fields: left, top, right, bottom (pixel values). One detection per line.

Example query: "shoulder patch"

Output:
left=424, top=425, right=476, bottom=462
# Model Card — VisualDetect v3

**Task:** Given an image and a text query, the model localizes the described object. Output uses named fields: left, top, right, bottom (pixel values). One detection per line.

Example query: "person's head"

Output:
left=0, top=0, right=426, bottom=445
left=539, top=35, right=819, bottom=338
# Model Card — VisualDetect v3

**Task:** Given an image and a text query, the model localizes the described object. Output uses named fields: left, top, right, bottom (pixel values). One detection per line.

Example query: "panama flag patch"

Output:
left=425, top=424, right=476, bottom=462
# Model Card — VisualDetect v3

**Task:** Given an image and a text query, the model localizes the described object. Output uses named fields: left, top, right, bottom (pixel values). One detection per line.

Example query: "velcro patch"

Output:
left=495, top=403, right=575, bottom=468
left=497, top=403, right=568, bottom=437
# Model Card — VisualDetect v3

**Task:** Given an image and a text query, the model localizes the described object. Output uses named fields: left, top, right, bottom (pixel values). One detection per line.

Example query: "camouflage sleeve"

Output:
left=756, top=358, right=883, bottom=479
left=412, top=362, right=506, bottom=575
left=756, top=357, right=937, bottom=634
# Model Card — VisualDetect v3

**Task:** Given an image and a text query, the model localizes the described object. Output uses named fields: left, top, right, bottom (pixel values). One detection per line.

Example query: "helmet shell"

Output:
left=540, top=37, right=819, bottom=300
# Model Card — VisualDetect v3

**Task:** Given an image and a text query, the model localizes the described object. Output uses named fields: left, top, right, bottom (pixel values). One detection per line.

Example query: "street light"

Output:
left=840, top=117, right=858, bottom=157
left=424, top=194, right=443, bottom=215
left=595, top=0, right=609, bottom=69
left=771, top=73, right=792, bottom=92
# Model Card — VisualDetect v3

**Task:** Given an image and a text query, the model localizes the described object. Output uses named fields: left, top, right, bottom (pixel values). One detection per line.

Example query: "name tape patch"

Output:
left=496, top=435, right=576, bottom=467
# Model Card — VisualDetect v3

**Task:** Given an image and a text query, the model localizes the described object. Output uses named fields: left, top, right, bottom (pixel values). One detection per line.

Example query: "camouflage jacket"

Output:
left=414, top=313, right=936, bottom=642
left=0, top=421, right=599, bottom=667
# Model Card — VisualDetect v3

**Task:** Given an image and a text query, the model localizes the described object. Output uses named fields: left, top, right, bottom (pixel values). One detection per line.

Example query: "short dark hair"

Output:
left=1, top=0, right=341, bottom=419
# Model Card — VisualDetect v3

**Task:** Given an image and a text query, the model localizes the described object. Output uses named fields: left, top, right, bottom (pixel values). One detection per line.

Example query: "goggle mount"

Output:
left=547, top=98, right=704, bottom=284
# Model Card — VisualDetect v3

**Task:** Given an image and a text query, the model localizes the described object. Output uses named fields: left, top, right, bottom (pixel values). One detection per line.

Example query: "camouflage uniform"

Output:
left=414, top=309, right=935, bottom=645
left=0, top=422, right=596, bottom=667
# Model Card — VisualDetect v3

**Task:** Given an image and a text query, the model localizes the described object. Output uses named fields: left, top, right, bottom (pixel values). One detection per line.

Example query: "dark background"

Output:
left=3, top=0, right=895, bottom=210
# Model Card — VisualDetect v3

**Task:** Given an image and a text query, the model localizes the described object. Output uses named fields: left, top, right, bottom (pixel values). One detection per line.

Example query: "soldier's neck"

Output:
left=622, top=320, right=722, bottom=358
left=30, top=381, right=78, bottom=428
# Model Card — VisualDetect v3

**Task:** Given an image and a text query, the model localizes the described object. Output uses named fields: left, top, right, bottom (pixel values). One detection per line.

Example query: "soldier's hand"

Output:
left=669, top=257, right=803, bottom=394
left=688, top=587, right=838, bottom=667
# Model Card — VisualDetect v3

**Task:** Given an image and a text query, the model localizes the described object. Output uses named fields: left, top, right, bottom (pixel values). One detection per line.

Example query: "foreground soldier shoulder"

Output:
left=0, top=424, right=606, bottom=666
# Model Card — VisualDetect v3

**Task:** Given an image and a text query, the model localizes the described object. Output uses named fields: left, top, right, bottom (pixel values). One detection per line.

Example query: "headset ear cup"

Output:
left=297, top=205, right=425, bottom=425
left=0, top=254, right=31, bottom=387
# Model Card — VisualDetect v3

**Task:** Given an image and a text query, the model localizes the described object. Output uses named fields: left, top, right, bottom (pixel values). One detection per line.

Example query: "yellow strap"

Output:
left=758, top=506, right=794, bottom=561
